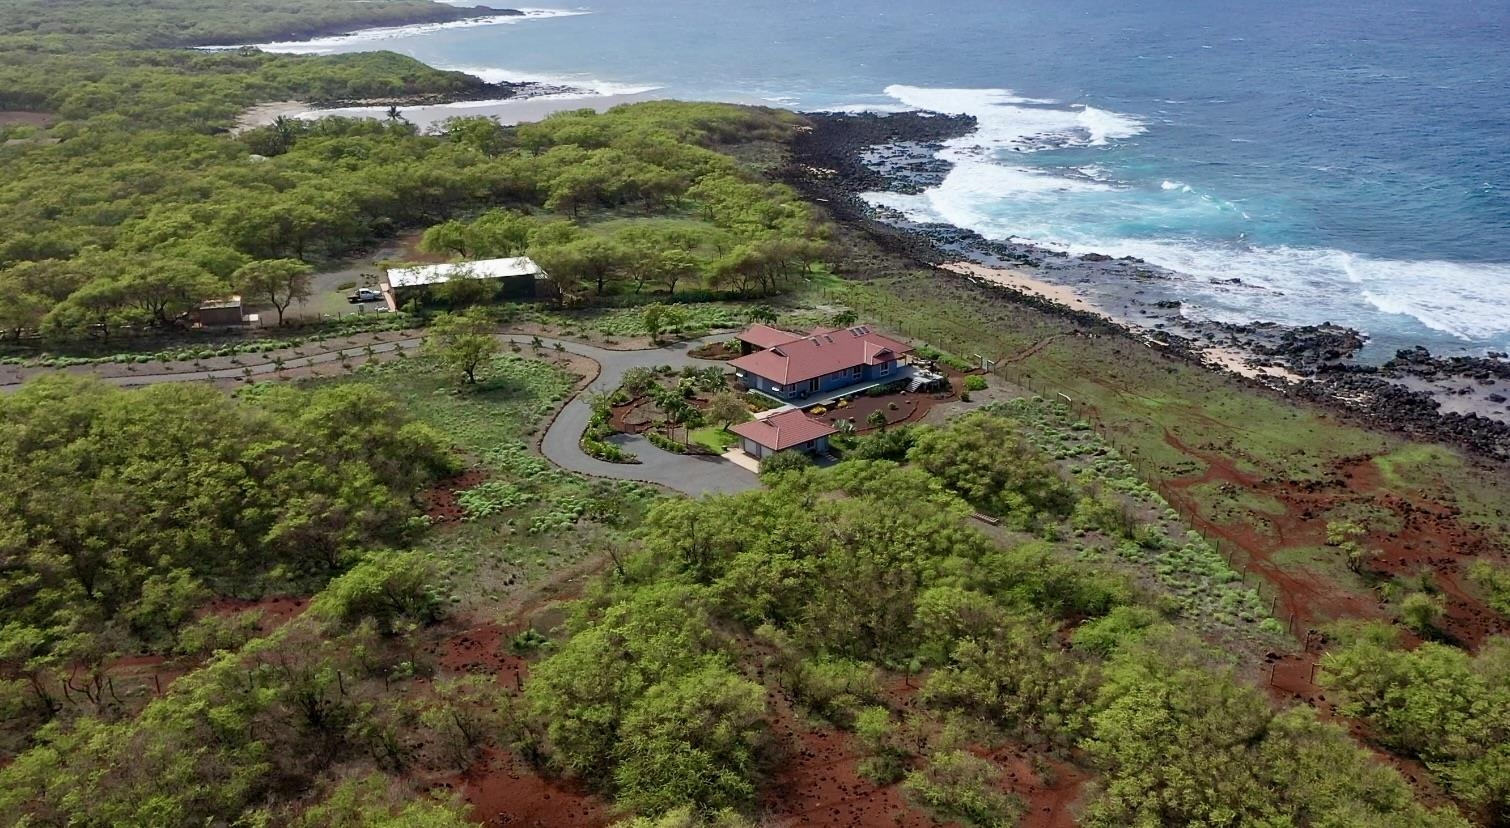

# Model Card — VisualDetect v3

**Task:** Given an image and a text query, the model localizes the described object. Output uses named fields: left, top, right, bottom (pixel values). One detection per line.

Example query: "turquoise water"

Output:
left=263, top=0, right=1510, bottom=352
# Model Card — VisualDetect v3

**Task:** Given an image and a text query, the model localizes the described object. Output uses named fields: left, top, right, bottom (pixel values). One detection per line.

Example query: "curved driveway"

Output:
left=2, top=331, right=759, bottom=496
left=517, top=334, right=760, bottom=496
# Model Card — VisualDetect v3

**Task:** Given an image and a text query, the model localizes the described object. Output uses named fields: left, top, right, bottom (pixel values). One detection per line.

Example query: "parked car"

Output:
left=348, top=287, right=383, bottom=304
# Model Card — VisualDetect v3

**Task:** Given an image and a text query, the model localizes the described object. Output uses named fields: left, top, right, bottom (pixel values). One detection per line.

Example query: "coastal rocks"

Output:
left=1383, top=346, right=1510, bottom=384
left=784, top=108, right=1510, bottom=462
left=790, top=111, right=974, bottom=197
left=1248, top=323, right=1367, bottom=372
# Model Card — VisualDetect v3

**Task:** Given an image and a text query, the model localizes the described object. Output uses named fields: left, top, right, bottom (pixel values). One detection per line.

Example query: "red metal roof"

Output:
left=730, top=409, right=838, bottom=451
left=729, top=325, right=913, bottom=386
left=736, top=323, right=804, bottom=350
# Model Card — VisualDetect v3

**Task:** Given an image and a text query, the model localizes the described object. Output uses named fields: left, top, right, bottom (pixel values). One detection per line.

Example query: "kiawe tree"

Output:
left=707, top=391, right=750, bottom=431
left=419, top=220, right=472, bottom=259
left=233, top=258, right=313, bottom=325
left=424, top=310, right=499, bottom=385
left=122, top=257, right=222, bottom=326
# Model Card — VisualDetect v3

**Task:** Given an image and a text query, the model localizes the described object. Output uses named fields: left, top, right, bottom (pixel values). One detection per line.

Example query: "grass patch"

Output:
left=329, top=353, right=658, bottom=611
left=690, top=425, right=740, bottom=454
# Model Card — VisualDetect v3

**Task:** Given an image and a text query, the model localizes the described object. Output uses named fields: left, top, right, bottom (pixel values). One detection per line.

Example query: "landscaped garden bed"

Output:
left=596, top=363, right=758, bottom=456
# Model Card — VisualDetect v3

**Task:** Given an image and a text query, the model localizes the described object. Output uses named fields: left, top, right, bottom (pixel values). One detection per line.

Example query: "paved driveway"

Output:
left=518, top=334, right=760, bottom=496
left=1, top=330, right=759, bottom=497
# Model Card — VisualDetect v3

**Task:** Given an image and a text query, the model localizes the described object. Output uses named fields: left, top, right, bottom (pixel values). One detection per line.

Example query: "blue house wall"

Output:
left=741, top=358, right=902, bottom=400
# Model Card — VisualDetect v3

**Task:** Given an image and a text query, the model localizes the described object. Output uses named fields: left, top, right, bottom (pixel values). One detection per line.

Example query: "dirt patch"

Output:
left=762, top=721, right=933, bottom=826
left=987, top=748, right=1086, bottom=828
left=810, top=381, right=959, bottom=435
left=0, top=110, right=54, bottom=128
left=440, top=746, right=615, bottom=828
left=421, top=469, right=488, bottom=524
left=609, top=395, right=656, bottom=434
left=435, top=616, right=614, bottom=826
left=1160, top=431, right=1508, bottom=650
left=690, top=340, right=742, bottom=360
left=199, top=594, right=310, bottom=633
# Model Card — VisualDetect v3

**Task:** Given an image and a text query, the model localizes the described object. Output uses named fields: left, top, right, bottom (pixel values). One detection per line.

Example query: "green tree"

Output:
left=745, top=304, right=778, bottom=325
left=759, top=449, right=813, bottom=477
left=532, top=237, right=627, bottom=296
left=419, top=219, right=472, bottom=258
left=424, top=310, right=499, bottom=385
left=706, top=391, right=750, bottom=430
left=908, top=411, right=1076, bottom=529
left=642, top=303, right=669, bottom=342
left=122, top=257, right=222, bottom=325
left=466, top=209, right=536, bottom=257
left=612, top=663, right=766, bottom=814
left=310, top=551, right=444, bottom=635
left=233, top=258, right=313, bottom=325
left=0, top=276, right=50, bottom=340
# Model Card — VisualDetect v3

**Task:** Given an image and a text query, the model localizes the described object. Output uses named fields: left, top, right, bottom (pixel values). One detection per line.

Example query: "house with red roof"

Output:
left=730, top=324, right=914, bottom=402
left=729, top=408, right=838, bottom=460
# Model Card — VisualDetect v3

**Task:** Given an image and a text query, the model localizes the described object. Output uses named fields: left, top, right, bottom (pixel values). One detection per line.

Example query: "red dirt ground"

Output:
left=199, top=594, right=310, bottom=632
left=762, top=720, right=934, bottom=827
left=1158, top=431, right=1508, bottom=649
left=437, top=612, right=618, bottom=826
left=421, top=469, right=489, bottom=524
left=442, top=747, right=615, bottom=828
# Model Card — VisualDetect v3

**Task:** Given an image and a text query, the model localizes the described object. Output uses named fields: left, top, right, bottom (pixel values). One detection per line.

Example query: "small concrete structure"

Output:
left=381, top=256, right=549, bottom=310
left=729, top=408, right=837, bottom=460
left=192, top=296, right=246, bottom=327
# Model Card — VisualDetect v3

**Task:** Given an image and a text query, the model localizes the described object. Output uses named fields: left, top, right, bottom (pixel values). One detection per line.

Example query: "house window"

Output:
left=879, top=361, right=891, bottom=376
left=850, top=365, right=863, bottom=379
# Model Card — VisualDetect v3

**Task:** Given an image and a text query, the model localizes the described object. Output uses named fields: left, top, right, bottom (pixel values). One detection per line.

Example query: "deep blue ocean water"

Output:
left=264, top=0, right=1510, bottom=353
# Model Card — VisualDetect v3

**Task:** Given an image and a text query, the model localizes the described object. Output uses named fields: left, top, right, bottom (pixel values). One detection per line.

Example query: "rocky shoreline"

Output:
left=785, top=111, right=1510, bottom=462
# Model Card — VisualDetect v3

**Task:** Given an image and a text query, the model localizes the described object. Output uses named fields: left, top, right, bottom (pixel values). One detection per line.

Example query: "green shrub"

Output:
left=310, top=551, right=444, bottom=635
left=963, top=375, right=988, bottom=392
left=1399, top=592, right=1445, bottom=635
left=1467, top=560, right=1510, bottom=615
left=456, top=481, right=535, bottom=520
left=903, top=750, right=1022, bottom=827
left=647, top=431, right=689, bottom=454
left=790, top=657, right=880, bottom=723
left=759, top=449, right=814, bottom=477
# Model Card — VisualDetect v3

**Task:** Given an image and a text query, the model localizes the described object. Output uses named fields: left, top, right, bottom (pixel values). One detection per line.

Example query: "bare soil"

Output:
left=1159, top=432, right=1508, bottom=649
left=0, top=110, right=54, bottom=128
left=421, top=469, right=489, bottom=524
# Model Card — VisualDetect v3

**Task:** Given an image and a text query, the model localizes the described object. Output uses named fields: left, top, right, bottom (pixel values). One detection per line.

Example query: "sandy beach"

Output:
left=939, top=261, right=1105, bottom=318
left=234, top=90, right=668, bottom=134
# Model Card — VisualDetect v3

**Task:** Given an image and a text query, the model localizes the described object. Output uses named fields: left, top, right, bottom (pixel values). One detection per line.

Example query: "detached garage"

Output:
left=729, top=408, right=837, bottom=460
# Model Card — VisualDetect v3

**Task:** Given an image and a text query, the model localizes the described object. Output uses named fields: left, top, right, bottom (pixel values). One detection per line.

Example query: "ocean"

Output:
left=258, top=0, right=1510, bottom=356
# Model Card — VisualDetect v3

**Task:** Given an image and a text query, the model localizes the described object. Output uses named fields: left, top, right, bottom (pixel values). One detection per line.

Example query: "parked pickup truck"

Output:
left=348, top=287, right=383, bottom=304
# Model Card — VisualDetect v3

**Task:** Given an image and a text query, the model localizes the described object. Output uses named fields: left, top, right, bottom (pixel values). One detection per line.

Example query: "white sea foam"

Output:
left=879, top=183, right=1510, bottom=342
left=812, top=103, right=919, bottom=114
left=868, top=84, right=1510, bottom=345
left=240, top=8, right=586, bottom=55
left=883, top=85, right=1142, bottom=152
left=437, top=64, right=661, bottom=96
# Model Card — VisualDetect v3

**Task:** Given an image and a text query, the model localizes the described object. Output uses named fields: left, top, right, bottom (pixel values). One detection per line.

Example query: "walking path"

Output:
left=1, top=330, right=759, bottom=496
